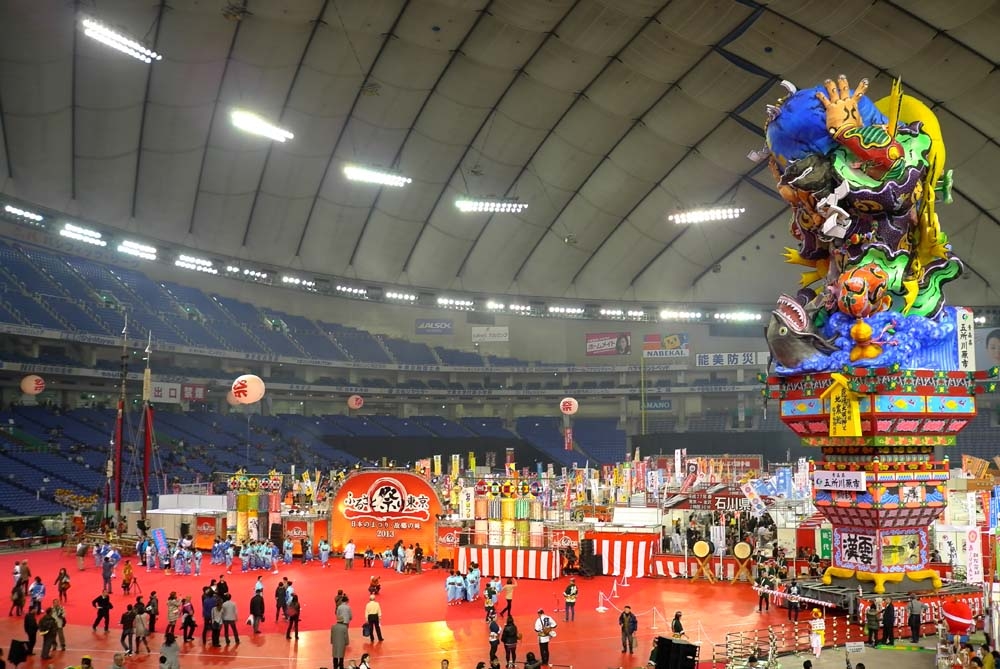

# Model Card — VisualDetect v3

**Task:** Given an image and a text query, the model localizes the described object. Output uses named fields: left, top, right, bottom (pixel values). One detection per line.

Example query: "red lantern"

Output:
left=20, top=375, right=45, bottom=395
left=559, top=397, right=579, bottom=415
left=347, top=394, right=364, bottom=410
left=942, top=600, right=974, bottom=636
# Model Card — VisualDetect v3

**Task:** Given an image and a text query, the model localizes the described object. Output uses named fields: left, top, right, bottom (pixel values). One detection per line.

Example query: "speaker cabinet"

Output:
left=269, top=523, right=283, bottom=546
left=580, top=539, right=595, bottom=556
left=654, top=636, right=699, bottom=669
left=179, top=522, right=190, bottom=538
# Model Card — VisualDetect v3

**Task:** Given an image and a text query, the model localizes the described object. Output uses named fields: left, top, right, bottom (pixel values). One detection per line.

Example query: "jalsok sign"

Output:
left=330, top=471, right=443, bottom=555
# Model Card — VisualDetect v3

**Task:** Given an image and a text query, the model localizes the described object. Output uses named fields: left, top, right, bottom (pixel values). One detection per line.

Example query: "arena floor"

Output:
left=0, top=548, right=937, bottom=669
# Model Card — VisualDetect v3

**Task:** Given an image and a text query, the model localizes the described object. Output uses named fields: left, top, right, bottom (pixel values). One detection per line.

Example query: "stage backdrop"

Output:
left=330, top=471, right=443, bottom=555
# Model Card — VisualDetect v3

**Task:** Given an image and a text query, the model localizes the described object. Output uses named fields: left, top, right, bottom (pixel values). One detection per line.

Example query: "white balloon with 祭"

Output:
left=559, top=397, right=578, bottom=415
left=231, top=374, right=265, bottom=404
left=347, top=394, right=364, bottom=410
left=20, top=375, right=45, bottom=395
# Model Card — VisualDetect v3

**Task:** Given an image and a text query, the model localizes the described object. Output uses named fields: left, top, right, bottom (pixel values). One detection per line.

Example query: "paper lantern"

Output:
left=231, top=374, right=265, bottom=404
left=226, top=391, right=240, bottom=407
left=559, top=397, right=578, bottom=415
left=347, top=394, right=364, bottom=410
left=942, top=600, right=974, bottom=636
left=20, top=375, right=45, bottom=395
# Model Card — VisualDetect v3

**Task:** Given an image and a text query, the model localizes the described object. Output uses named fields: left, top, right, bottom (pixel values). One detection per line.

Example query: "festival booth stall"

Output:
left=128, top=494, right=227, bottom=542
left=224, top=471, right=285, bottom=545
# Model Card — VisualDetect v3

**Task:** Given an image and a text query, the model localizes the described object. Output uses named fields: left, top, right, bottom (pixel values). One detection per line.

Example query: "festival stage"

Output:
left=0, top=547, right=893, bottom=669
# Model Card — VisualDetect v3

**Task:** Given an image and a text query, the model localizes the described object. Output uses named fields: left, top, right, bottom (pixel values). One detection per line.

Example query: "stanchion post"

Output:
left=620, top=574, right=630, bottom=587
left=650, top=606, right=659, bottom=631
left=610, top=578, right=620, bottom=599
left=596, top=591, right=608, bottom=613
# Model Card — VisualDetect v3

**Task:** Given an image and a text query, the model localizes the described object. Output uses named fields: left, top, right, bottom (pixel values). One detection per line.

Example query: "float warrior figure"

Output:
left=761, top=75, right=962, bottom=373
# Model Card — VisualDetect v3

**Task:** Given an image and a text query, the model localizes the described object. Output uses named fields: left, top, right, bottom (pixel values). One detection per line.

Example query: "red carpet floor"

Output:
left=0, top=549, right=808, bottom=668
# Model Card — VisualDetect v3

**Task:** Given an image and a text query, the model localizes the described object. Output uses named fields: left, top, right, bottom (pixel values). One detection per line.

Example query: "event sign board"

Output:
left=330, top=471, right=443, bottom=554
left=471, top=326, right=509, bottom=343
left=642, top=333, right=689, bottom=358
left=585, top=332, right=631, bottom=356
left=415, top=319, right=454, bottom=335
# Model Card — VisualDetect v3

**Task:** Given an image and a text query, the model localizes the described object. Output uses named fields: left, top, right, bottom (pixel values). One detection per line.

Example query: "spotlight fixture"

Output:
left=548, top=306, right=585, bottom=315
left=486, top=301, right=505, bottom=311
left=385, top=291, right=417, bottom=302
left=599, top=308, right=624, bottom=317
left=335, top=284, right=366, bottom=296
left=81, top=18, right=163, bottom=63
left=713, top=311, right=762, bottom=322
left=437, top=297, right=474, bottom=309
left=117, top=240, right=157, bottom=260
left=175, top=254, right=217, bottom=274
left=60, top=223, right=107, bottom=247
left=974, top=316, right=986, bottom=325
left=669, top=207, right=745, bottom=224
left=660, top=310, right=703, bottom=321
left=627, top=310, right=645, bottom=319
left=344, top=165, right=412, bottom=188
left=455, top=199, right=528, bottom=214
left=230, top=109, right=294, bottom=142
left=3, top=205, right=43, bottom=222
left=509, top=304, right=531, bottom=313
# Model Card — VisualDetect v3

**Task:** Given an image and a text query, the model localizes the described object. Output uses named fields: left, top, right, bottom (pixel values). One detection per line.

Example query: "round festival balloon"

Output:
left=225, top=391, right=240, bottom=407
left=231, top=374, right=265, bottom=404
left=559, top=397, right=579, bottom=415
left=347, top=394, right=364, bottom=410
left=941, top=599, right=974, bottom=636
left=20, top=375, right=45, bottom=395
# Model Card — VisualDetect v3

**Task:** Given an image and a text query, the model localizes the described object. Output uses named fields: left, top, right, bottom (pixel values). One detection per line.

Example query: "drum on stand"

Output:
left=732, top=541, right=753, bottom=583
left=692, top=540, right=716, bottom=583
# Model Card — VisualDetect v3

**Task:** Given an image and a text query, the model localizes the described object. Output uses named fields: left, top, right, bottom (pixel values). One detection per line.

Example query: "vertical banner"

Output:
left=433, top=454, right=442, bottom=477
left=468, top=451, right=476, bottom=471
left=674, top=449, right=682, bottom=485
left=956, top=307, right=976, bottom=371
left=819, top=528, right=833, bottom=560
left=967, top=526, right=984, bottom=583
left=450, top=454, right=461, bottom=479
left=458, top=487, right=475, bottom=520
left=505, top=448, right=515, bottom=466
left=564, top=427, right=573, bottom=451
left=195, top=515, right=217, bottom=550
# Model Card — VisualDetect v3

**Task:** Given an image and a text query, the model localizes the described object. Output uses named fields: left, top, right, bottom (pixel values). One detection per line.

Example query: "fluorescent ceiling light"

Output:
left=117, top=240, right=156, bottom=260
left=4, top=205, right=43, bottom=222
left=386, top=291, right=417, bottom=302
left=175, top=254, right=217, bottom=274
left=714, top=311, right=761, bottom=322
left=60, top=223, right=106, bottom=247
left=455, top=199, right=527, bottom=214
left=81, top=18, right=162, bottom=64
left=660, top=310, right=702, bottom=320
left=231, top=109, right=293, bottom=142
left=669, top=207, right=745, bottom=224
left=344, top=165, right=412, bottom=188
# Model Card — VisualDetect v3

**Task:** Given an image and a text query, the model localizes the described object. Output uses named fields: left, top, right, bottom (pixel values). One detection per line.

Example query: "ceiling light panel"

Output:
left=455, top=199, right=528, bottom=214
left=230, top=109, right=293, bottom=142
left=344, top=165, right=412, bottom=188
left=669, top=207, right=745, bottom=224
left=81, top=18, right=162, bottom=63
left=4, top=205, right=43, bottom=222
left=60, top=223, right=106, bottom=246
left=117, top=240, right=157, bottom=260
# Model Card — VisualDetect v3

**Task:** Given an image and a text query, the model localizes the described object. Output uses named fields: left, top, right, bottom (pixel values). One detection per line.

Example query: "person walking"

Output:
left=488, top=615, right=501, bottom=662
left=344, top=539, right=356, bottom=570
left=54, top=568, right=71, bottom=603
left=907, top=595, right=927, bottom=643
left=180, top=596, right=196, bottom=642
left=671, top=611, right=685, bottom=638
left=133, top=604, right=152, bottom=654
left=209, top=600, right=224, bottom=648
left=501, top=616, right=520, bottom=667
left=200, top=587, right=218, bottom=645
left=865, top=604, right=879, bottom=646
left=51, top=598, right=67, bottom=651
left=619, top=605, right=638, bottom=654
left=533, top=608, right=557, bottom=666
left=38, top=607, right=58, bottom=660
left=285, top=594, right=301, bottom=640
left=119, top=603, right=136, bottom=656
left=28, top=576, right=45, bottom=614
left=76, top=539, right=88, bottom=571
left=331, top=619, right=349, bottom=669
left=159, top=632, right=181, bottom=669
left=24, top=608, right=38, bottom=656
left=147, top=591, right=160, bottom=634
left=499, top=578, right=517, bottom=617
left=101, top=557, right=114, bottom=594
left=881, top=601, right=896, bottom=646
left=786, top=580, right=801, bottom=621
left=275, top=580, right=288, bottom=622
left=250, top=590, right=265, bottom=634
left=220, top=593, right=240, bottom=645
left=757, top=572, right=773, bottom=612
left=364, top=594, right=383, bottom=642
left=92, top=592, right=113, bottom=632
left=336, top=594, right=353, bottom=629
left=563, top=578, right=578, bottom=622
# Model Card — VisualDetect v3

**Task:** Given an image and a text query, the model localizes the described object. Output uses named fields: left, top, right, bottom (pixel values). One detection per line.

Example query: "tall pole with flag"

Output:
left=141, top=333, right=154, bottom=523
left=113, top=315, right=128, bottom=520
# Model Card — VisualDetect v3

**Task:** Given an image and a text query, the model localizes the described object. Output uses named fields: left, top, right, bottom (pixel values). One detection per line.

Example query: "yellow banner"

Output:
left=962, top=454, right=990, bottom=480
left=823, top=373, right=862, bottom=437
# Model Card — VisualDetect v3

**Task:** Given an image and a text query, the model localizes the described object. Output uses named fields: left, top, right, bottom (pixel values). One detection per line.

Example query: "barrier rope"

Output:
left=753, top=586, right=837, bottom=609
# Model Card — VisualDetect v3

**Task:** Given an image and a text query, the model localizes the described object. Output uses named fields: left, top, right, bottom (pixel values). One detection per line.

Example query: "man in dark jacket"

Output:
left=39, top=608, right=59, bottom=659
left=92, top=592, right=113, bottom=632
left=881, top=601, right=896, bottom=645
left=201, top=588, right=218, bottom=645
left=618, top=605, right=638, bottom=654
left=250, top=591, right=265, bottom=634
left=24, top=608, right=38, bottom=655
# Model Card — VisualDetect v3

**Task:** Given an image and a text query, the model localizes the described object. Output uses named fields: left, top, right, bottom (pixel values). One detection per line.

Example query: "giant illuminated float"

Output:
left=759, top=75, right=996, bottom=598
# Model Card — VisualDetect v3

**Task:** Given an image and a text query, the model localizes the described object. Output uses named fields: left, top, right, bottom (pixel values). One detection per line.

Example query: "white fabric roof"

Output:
left=0, top=0, right=997, bottom=306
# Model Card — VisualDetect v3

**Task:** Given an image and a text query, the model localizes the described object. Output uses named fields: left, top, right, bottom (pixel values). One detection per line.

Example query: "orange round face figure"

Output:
left=836, top=264, right=891, bottom=318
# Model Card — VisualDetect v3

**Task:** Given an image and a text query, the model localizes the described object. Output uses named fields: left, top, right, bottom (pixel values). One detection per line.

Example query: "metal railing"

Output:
left=718, top=617, right=867, bottom=669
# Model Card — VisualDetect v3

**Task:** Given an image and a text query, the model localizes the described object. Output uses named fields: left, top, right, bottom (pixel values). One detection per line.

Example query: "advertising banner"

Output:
left=819, top=528, right=833, bottom=560
left=194, top=515, right=218, bottom=550
left=956, top=308, right=976, bottom=370
left=642, top=333, right=690, bottom=358
left=150, top=381, right=181, bottom=404
left=471, top=326, right=509, bottom=343
left=330, top=471, right=443, bottom=555
left=644, top=400, right=672, bottom=411
left=415, top=319, right=454, bottom=335
left=695, top=351, right=769, bottom=367
left=585, top=332, right=631, bottom=356
left=966, top=526, right=984, bottom=583
left=151, top=528, right=170, bottom=560
left=284, top=520, right=308, bottom=555
left=436, top=524, right=462, bottom=562
left=181, top=384, right=207, bottom=402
